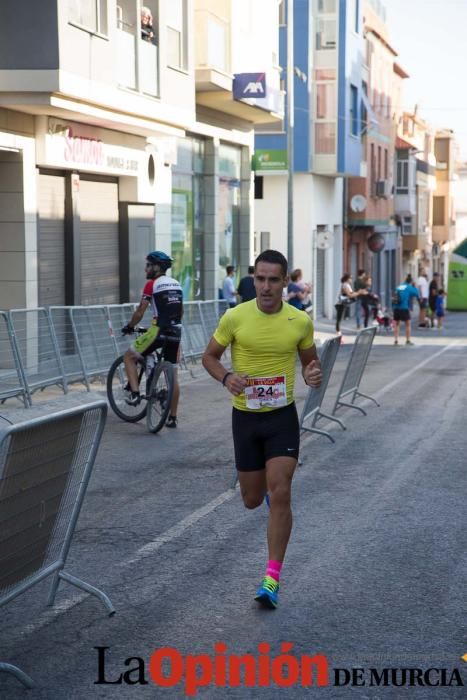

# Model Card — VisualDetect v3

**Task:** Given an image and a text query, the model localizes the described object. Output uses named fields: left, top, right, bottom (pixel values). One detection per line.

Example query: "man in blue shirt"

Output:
left=392, top=275, right=420, bottom=345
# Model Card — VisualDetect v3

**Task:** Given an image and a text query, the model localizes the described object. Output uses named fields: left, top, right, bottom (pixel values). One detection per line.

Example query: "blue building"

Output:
left=254, top=0, right=366, bottom=318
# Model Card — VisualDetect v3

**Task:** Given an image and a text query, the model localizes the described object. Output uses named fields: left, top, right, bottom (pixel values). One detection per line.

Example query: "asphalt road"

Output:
left=1, top=314, right=466, bottom=699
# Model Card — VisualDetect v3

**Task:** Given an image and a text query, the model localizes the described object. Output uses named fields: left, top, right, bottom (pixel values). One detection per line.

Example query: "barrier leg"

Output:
left=314, top=410, right=347, bottom=431
left=47, top=571, right=115, bottom=616
left=301, top=425, right=335, bottom=443
left=334, top=399, right=367, bottom=415
left=0, top=662, right=34, bottom=689
left=354, top=390, right=380, bottom=407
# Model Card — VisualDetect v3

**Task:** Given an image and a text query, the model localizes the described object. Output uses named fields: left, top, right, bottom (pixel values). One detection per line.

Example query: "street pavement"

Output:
left=0, top=312, right=466, bottom=699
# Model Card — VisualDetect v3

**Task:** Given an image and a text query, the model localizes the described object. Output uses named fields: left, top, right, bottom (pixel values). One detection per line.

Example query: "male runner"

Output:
left=122, top=251, right=183, bottom=428
left=202, top=249, right=322, bottom=608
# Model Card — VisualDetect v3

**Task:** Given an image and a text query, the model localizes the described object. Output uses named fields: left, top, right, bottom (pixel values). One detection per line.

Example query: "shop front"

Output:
left=35, top=116, right=165, bottom=305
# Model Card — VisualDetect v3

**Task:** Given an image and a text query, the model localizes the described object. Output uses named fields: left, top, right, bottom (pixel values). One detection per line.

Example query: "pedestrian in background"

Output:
left=354, top=269, right=367, bottom=329
left=335, top=273, right=363, bottom=335
left=360, top=275, right=378, bottom=328
left=237, top=266, right=256, bottom=302
left=392, top=277, right=419, bottom=345
left=287, top=269, right=310, bottom=310
left=435, top=288, right=446, bottom=329
left=428, top=272, right=440, bottom=325
left=416, top=270, right=429, bottom=327
left=222, top=265, right=237, bottom=308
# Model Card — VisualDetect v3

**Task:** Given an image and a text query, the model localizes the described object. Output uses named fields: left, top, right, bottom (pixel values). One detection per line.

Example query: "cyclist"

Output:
left=121, top=251, right=183, bottom=428
left=202, top=249, right=322, bottom=609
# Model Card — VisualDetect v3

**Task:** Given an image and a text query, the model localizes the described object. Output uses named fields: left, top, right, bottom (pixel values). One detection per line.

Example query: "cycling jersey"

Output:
left=142, top=275, right=183, bottom=330
left=213, top=299, right=314, bottom=413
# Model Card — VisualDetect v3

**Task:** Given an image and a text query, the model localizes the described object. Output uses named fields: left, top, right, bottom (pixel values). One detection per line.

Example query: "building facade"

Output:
left=0, top=0, right=282, bottom=308
left=345, top=0, right=400, bottom=308
left=254, top=0, right=365, bottom=319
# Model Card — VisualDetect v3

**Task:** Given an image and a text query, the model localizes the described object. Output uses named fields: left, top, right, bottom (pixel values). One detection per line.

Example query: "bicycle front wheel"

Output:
left=146, top=361, right=174, bottom=433
left=107, top=355, right=148, bottom=422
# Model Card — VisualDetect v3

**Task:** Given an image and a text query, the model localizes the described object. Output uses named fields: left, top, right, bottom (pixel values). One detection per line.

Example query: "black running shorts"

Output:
left=232, top=402, right=300, bottom=472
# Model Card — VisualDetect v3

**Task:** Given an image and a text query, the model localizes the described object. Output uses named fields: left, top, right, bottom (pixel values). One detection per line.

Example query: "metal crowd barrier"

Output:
left=299, top=336, right=346, bottom=442
left=48, top=306, right=90, bottom=390
left=0, top=312, right=29, bottom=407
left=182, top=302, right=208, bottom=362
left=0, top=300, right=228, bottom=405
left=331, top=326, right=380, bottom=424
left=0, top=401, right=114, bottom=688
left=8, top=308, right=67, bottom=398
left=69, top=306, right=117, bottom=382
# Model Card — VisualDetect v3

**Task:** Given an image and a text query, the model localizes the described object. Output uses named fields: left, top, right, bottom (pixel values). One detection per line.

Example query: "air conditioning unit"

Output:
left=375, top=179, right=389, bottom=198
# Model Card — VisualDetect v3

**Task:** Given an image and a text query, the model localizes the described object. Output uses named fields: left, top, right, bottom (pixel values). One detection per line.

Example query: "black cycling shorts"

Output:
left=134, top=325, right=181, bottom=364
left=232, top=402, right=300, bottom=472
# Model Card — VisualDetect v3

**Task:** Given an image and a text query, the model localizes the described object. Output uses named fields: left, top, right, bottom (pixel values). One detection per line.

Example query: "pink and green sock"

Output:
left=266, top=560, right=282, bottom=583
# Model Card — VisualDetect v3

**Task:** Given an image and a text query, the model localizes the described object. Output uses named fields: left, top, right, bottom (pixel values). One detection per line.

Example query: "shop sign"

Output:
left=252, top=149, right=288, bottom=171
left=233, top=73, right=267, bottom=99
left=367, top=233, right=385, bottom=253
left=39, top=118, right=142, bottom=176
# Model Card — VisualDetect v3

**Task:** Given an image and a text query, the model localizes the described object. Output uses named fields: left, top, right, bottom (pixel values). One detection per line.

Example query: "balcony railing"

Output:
left=116, top=27, right=159, bottom=96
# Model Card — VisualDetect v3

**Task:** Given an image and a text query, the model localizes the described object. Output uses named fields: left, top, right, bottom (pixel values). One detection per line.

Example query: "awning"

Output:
left=361, top=90, right=378, bottom=127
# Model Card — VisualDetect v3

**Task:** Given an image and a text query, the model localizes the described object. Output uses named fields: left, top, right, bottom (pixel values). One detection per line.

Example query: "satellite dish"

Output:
left=350, top=194, right=367, bottom=213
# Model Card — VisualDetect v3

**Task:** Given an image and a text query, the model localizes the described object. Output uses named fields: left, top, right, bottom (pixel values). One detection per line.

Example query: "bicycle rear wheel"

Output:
left=107, top=355, right=148, bottom=422
left=146, top=361, right=174, bottom=433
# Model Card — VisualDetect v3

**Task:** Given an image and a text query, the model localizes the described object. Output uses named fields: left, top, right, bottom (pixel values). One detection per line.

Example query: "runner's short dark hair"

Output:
left=254, top=249, right=288, bottom=276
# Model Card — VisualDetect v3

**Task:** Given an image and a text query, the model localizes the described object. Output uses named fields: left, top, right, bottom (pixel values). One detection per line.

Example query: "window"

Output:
left=433, top=196, right=445, bottom=226
left=370, top=143, right=375, bottom=193
left=350, top=85, right=358, bottom=136
left=167, top=0, right=187, bottom=70
left=377, top=146, right=381, bottom=180
left=317, top=83, right=336, bottom=119
left=68, top=0, right=107, bottom=34
left=317, top=0, right=337, bottom=12
left=279, top=0, right=286, bottom=25
left=316, top=18, right=336, bottom=50
left=347, top=0, right=359, bottom=32
left=396, top=160, right=408, bottom=194
left=384, top=148, right=388, bottom=179
left=314, top=68, right=336, bottom=81
left=315, top=123, right=336, bottom=154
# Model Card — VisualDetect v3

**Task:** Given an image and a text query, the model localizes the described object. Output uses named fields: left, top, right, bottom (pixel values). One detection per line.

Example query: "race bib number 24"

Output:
left=244, top=376, right=287, bottom=410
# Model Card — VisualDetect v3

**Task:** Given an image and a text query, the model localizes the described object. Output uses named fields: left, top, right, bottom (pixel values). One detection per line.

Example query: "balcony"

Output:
left=116, top=2, right=159, bottom=97
left=195, top=9, right=232, bottom=92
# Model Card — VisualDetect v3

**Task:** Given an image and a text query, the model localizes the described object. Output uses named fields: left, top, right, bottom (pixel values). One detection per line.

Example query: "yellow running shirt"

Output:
left=213, top=299, right=314, bottom=412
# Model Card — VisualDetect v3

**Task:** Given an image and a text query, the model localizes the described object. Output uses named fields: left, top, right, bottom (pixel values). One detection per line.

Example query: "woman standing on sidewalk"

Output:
left=335, top=273, right=363, bottom=335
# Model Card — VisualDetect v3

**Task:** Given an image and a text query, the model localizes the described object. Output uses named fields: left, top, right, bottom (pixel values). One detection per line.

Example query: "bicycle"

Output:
left=106, top=327, right=176, bottom=434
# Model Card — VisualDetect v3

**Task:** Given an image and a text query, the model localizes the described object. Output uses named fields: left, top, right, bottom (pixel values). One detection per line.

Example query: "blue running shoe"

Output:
left=254, top=575, right=279, bottom=609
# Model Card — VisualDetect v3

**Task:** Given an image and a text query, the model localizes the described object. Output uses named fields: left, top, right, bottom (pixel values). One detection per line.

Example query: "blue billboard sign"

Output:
left=233, top=73, right=267, bottom=100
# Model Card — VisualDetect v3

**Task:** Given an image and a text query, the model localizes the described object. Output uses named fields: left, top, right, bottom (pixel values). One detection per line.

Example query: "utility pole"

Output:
left=287, top=0, right=294, bottom=267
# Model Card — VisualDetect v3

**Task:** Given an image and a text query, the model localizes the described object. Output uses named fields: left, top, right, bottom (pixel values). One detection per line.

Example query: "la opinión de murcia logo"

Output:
left=94, top=645, right=465, bottom=695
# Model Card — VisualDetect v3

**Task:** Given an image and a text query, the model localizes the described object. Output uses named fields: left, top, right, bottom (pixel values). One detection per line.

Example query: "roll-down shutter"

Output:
left=38, top=173, right=66, bottom=307
left=80, top=179, right=119, bottom=305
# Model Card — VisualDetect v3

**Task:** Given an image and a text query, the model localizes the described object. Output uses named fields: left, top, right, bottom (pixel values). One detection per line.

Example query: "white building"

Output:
left=0, top=0, right=282, bottom=308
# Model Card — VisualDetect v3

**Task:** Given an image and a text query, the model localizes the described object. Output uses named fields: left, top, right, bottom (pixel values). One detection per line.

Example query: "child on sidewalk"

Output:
left=435, top=288, right=446, bottom=329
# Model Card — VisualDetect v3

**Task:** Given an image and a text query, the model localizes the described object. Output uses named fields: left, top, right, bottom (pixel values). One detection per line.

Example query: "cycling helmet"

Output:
left=146, top=250, right=173, bottom=271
